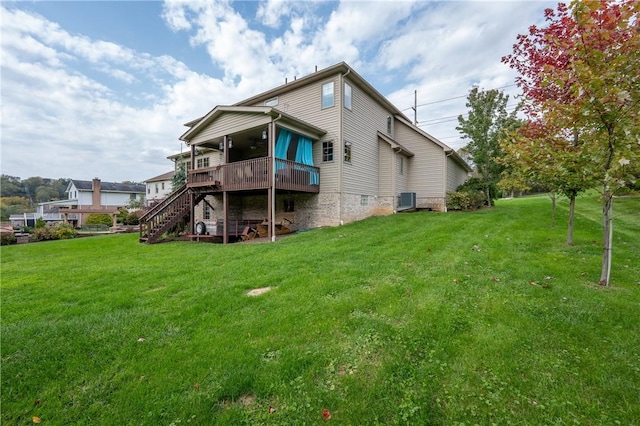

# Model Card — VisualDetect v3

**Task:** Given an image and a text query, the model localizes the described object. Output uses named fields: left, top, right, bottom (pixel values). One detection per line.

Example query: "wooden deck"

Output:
left=188, top=158, right=319, bottom=193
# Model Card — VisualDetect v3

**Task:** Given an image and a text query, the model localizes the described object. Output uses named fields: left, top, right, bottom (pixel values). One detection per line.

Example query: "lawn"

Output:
left=1, top=194, right=639, bottom=425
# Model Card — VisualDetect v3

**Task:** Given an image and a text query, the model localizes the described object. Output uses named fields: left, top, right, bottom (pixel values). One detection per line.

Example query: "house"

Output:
left=38, top=178, right=145, bottom=227
left=140, top=62, right=471, bottom=244
left=145, top=171, right=175, bottom=206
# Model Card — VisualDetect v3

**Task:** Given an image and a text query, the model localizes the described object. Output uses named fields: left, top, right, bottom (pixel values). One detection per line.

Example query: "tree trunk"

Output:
left=567, top=194, right=575, bottom=246
left=599, top=193, right=613, bottom=286
left=550, top=192, right=556, bottom=228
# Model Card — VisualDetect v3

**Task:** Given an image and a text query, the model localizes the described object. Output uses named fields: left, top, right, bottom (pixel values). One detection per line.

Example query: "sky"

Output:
left=0, top=0, right=557, bottom=183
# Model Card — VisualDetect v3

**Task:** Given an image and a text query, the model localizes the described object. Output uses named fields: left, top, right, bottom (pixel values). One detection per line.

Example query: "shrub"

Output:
left=55, top=223, right=77, bottom=240
left=446, top=190, right=486, bottom=211
left=35, top=218, right=46, bottom=228
left=86, top=214, right=113, bottom=227
left=30, top=223, right=77, bottom=242
left=0, top=232, right=16, bottom=245
left=124, top=210, right=141, bottom=225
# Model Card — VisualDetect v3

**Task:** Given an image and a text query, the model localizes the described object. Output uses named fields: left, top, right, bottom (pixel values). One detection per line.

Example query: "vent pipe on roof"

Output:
left=315, top=65, right=317, bottom=72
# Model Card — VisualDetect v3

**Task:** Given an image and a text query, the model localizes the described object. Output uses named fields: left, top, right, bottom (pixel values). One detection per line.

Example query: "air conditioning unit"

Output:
left=398, top=192, right=416, bottom=211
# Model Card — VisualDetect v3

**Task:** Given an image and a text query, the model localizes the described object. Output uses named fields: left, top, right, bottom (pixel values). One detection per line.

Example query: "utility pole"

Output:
left=411, top=90, right=417, bottom=125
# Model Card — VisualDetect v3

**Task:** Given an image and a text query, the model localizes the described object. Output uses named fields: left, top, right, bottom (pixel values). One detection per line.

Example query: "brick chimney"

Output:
left=92, top=178, right=101, bottom=208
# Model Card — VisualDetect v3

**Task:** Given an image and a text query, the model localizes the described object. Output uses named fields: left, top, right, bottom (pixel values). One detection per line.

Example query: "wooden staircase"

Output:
left=139, top=184, right=205, bottom=244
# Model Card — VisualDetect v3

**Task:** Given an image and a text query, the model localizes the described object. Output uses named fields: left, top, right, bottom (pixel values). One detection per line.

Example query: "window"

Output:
left=203, top=203, right=211, bottom=220
left=322, top=141, right=334, bottom=162
left=264, top=97, right=278, bottom=107
left=322, top=81, right=334, bottom=109
left=161, top=182, right=165, bottom=190
left=361, top=195, right=369, bottom=206
left=197, top=157, right=209, bottom=169
left=399, top=157, right=404, bottom=175
left=344, top=83, right=352, bottom=110
left=387, top=115, right=392, bottom=135
left=155, top=184, right=159, bottom=194
left=130, top=193, right=136, bottom=200
left=147, top=187, right=150, bottom=194
left=344, top=141, right=352, bottom=163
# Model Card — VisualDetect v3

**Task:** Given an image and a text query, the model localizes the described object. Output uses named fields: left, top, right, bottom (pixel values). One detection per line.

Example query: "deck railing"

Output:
left=188, top=158, right=319, bottom=193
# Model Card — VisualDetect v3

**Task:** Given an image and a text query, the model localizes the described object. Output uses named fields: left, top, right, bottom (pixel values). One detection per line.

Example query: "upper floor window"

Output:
left=147, top=187, right=150, bottom=194
left=399, top=157, right=404, bottom=175
left=322, top=141, right=334, bottom=162
left=344, top=141, right=352, bottom=163
left=161, top=182, right=165, bottom=190
left=197, top=157, right=210, bottom=169
left=387, top=115, right=392, bottom=135
left=322, top=82, right=334, bottom=109
left=344, top=83, right=352, bottom=110
left=155, top=184, right=159, bottom=194
left=265, top=97, right=278, bottom=107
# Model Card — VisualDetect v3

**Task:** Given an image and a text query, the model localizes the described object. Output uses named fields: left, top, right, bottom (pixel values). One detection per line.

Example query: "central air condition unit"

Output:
left=398, top=192, right=416, bottom=211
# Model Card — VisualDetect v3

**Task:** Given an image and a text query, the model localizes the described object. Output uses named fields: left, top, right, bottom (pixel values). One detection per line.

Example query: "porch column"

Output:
left=269, top=122, right=276, bottom=241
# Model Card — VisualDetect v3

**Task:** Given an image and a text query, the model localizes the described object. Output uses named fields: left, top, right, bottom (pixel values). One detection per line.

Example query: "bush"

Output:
left=86, top=214, right=113, bottom=227
left=124, top=210, right=141, bottom=225
left=0, top=232, right=16, bottom=245
left=35, top=218, right=46, bottom=228
left=30, top=223, right=77, bottom=242
left=446, top=190, right=486, bottom=211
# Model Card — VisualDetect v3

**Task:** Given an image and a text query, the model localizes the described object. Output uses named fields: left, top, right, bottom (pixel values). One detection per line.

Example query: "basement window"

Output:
left=203, top=203, right=211, bottom=220
left=361, top=195, right=369, bottom=206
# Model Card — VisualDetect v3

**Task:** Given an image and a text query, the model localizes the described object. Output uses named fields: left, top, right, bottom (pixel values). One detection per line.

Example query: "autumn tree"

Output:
left=500, top=120, right=598, bottom=244
left=457, top=88, right=523, bottom=205
left=503, top=0, right=640, bottom=286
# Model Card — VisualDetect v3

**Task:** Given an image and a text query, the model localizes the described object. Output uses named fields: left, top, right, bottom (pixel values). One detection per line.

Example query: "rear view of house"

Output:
left=140, top=62, right=470, bottom=244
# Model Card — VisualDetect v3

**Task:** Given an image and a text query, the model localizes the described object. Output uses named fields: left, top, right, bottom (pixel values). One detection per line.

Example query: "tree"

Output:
left=0, top=175, right=25, bottom=197
left=0, top=196, right=31, bottom=221
left=500, top=120, right=597, bottom=244
left=503, top=0, right=640, bottom=286
left=172, top=163, right=187, bottom=189
left=456, top=88, right=523, bottom=205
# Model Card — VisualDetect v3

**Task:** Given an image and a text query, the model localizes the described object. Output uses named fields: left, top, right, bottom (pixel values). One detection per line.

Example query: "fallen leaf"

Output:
left=34, top=399, right=41, bottom=406
left=32, top=416, right=42, bottom=424
left=137, top=337, right=145, bottom=343
left=194, top=382, right=199, bottom=390
left=322, top=408, right=332, bottom=420
left=491, top=276, right=500, bottom=282
left=529, top=281, right=537, bottom=286
left=545, top=276, right=553, bottom=280
left=268, top=406, right=276, bottom=414
left=453, top=278, right=459, bottom=284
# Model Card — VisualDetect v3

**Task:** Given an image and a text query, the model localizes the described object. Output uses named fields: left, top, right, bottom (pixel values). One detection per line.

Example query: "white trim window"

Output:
left=322, top=81, right=334, bottom=109
left=344, top=82, right=352, bottom=110
left=265, top=97, right=278, bottom=107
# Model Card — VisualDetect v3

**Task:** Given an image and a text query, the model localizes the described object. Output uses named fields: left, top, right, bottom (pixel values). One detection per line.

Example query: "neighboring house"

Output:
left=140, top=62, right=471, bottom=244
left=9, top=213, right=37, bottom=228
left=38, top=178, right=145, bottom=227
left=145, top=171, right=175, bottom=206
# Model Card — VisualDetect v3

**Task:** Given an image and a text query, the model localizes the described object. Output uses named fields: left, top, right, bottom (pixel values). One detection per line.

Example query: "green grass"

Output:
left=2, top=194, right=639, bottom=425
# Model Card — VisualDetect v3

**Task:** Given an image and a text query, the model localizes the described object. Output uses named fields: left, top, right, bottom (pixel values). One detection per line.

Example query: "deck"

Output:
left=188, top=157, right=320, bottom=193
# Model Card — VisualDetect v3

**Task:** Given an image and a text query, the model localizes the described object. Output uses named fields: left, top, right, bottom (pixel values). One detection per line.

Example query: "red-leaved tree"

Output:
left=503, top=0, right=640, bottom=286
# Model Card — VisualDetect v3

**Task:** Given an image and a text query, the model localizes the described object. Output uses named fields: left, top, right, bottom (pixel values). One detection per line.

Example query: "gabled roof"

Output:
left=394, top=115, right=473, bottom=173
left=180, top=106, right=326, bottom=144
left=145, top=171, right=174, bottom=183
left=67, top=180, right=145, bottom=194
left=377, top=131, right=415, bottom=157
left=235, top=62, right=410, bottom=122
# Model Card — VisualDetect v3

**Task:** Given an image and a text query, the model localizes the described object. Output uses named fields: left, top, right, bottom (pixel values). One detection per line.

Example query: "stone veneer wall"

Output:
left=190, top=192, right=443, bottom=233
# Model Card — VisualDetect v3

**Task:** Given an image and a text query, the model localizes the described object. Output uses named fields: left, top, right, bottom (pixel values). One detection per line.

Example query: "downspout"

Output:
left=270, top=113, right=283, bottom=242
left=444, top=150, right=454, bottom=212
left=338, top=68, right=350, bottom=225
left=393, top=146, right=402, bottom=213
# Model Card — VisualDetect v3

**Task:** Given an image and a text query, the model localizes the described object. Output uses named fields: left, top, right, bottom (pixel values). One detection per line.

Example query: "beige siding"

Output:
left=396, top=155, right=409, bottom=194
left=377, top=140, right=394, bottom=196
left=191, top=113, right=271, bottom=145
left=395, top=120, right=446, bottom=198
left=343, top=76, right=395, bottom=196
left=446, top=157, right=469, bottom=191
left=249, top=75, right=342, bottom=193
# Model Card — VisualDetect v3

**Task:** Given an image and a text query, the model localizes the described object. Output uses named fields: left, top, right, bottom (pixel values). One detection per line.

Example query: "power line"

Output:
left=400, top=83, right=518, bottom=112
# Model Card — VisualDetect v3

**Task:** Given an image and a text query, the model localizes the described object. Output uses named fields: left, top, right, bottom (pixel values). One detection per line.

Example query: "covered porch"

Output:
left=181, top=106, right=326, bottom=243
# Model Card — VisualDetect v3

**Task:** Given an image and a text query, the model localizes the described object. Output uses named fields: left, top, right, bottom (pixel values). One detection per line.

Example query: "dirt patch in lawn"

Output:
left=246, top=287, right=272, bottom=296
